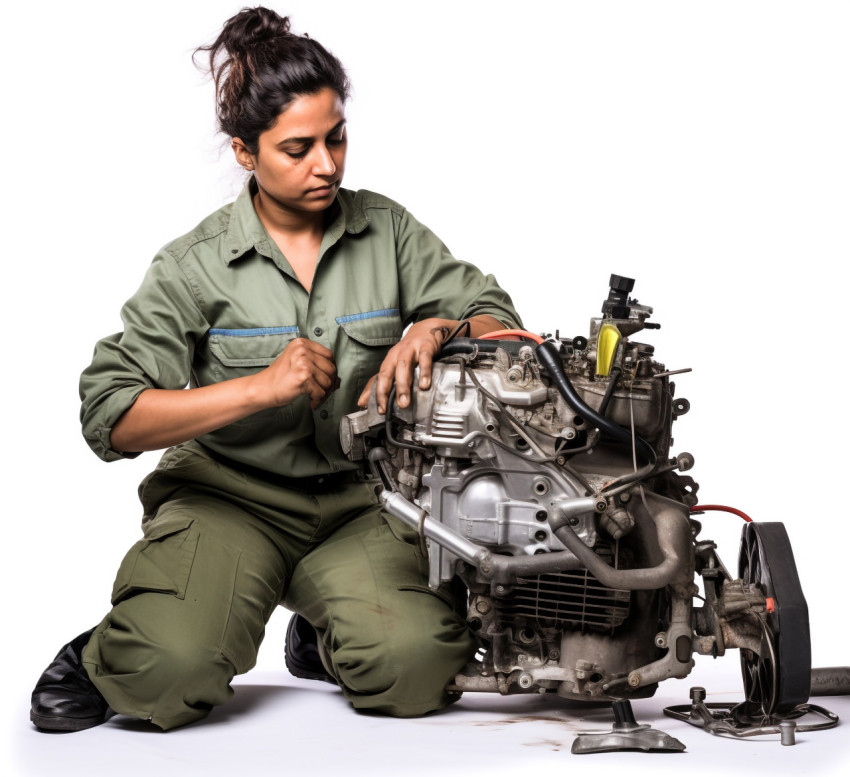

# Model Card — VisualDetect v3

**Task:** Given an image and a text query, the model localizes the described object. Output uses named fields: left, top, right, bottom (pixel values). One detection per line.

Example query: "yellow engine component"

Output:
left=596, top=322, right=621, bottom=377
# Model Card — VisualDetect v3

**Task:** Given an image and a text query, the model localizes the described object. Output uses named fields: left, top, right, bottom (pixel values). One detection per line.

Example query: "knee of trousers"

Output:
left=331, top=613, right=477, bottom=718
left=83, top=611, right=237, bottom=731
left=82, top=497, right=286, bottom=729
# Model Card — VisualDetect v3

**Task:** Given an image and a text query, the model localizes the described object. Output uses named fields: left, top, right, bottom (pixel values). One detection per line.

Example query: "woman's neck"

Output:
left=252, top=187, right=326, bottom=238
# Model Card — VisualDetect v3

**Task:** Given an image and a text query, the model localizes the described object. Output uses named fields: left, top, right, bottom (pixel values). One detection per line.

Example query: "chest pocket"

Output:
left=208, top=327, right=299, bottom=379
left=204, top=327, right=301, bottom=434
left=337, top=310, right=403, bottom=394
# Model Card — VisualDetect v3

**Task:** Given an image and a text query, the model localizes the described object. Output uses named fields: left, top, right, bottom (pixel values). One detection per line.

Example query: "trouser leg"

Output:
left=284, top=508, right=476, bottom=717
left=83, top=493, right=291, bottom=730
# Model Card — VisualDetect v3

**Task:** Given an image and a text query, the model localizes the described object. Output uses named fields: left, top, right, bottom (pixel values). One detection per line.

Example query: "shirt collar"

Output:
left=223, top=178, right=370, bottom=265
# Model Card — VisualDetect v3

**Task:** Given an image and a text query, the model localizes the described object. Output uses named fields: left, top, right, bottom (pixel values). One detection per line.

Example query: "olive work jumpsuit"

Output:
left=77, top=181, right=523, bottom=729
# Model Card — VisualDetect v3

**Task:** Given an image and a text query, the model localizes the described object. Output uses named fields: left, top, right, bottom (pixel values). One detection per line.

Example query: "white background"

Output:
left=2, top=1, right=849, bottom=775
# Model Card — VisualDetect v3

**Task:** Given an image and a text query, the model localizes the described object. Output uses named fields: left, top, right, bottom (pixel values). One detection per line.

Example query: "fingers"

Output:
left=295, top=339, right=334, bottom=365
left=394, top=355, right=413, bottom=409
left=291, top=340, right=336, bottom=382
left=294, top=341, right=337, bottom=407
left=374, top=360, right=395, bottom=415
left=260, top=338, right=339, bottom=409
left=373, top=319, right=451, bottom=414
left=270, top=320, right=451, bottom=415
left=417, top=348, right=434, bottom=392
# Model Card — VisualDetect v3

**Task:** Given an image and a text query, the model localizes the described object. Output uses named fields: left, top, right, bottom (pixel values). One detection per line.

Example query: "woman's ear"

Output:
left=231, top=138, right=255, bottom=171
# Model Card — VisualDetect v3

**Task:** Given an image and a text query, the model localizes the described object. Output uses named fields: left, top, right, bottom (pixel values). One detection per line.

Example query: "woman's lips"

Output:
left=307, top=181, right=338, bottom=196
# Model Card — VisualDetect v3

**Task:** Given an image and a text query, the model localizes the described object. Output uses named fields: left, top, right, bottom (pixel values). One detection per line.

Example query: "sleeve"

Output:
left=79, top=250, right=209, bottom=462
left=392, top=207, right=523, bottom=330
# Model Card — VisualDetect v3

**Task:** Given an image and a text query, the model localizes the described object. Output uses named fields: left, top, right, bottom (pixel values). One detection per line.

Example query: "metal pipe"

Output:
left=552, top=497, right=691, bottom=590
left=381, top=491, right=598, bottom=582
left=381, top=491, right=488, bottom=566
left=381, top=488, right=692, bottom=590
left=810, top=667, right=850, bottom=696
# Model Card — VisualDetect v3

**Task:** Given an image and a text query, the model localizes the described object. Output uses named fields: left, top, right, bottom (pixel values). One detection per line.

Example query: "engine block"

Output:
left=340, top=275, right=708, bottom=701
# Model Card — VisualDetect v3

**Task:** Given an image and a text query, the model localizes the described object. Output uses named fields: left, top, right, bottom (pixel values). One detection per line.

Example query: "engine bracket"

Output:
left=662, top=686, right=838, bottom=741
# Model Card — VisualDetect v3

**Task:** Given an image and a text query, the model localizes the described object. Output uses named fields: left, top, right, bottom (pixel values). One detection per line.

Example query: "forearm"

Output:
left=110, top=337, right=337, bottom=454
left=465, top=314, right=507, bottom=338
left=109, top=376, right=269, bottom=454
left=419, top=315, right=507, bottom=341
left=108, top=336, right=338, bottom=454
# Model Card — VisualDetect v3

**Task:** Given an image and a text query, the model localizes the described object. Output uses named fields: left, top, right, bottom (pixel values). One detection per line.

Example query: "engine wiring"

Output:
left=444, top=319, right=472, bottom=346
left=424, top=353, right=596, bottom=492
left=426, top=331, right=686, bottom=503
left=535, top=340, right=658, bottom=468
left=596, top=390, right=657, bottom=498
left=597, top=379, right=754, bottom=524
left=690, top=504, right=753, bottom=523
left=452, top=358, right=555, bottom=460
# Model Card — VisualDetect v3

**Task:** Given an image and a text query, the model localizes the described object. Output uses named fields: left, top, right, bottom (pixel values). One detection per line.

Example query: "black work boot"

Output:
left=30, top=628, right=113, bottom=732
left=284, top=614, right=337, bottom=685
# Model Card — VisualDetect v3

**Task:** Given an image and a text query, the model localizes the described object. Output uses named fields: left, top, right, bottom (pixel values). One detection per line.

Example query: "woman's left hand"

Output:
left=358, top=318, right=452, bottom=415
left=357, top=314, right=506, bottom=415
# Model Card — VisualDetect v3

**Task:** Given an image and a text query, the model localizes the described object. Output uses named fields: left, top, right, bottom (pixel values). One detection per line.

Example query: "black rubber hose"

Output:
left=384, top=387, right=429, bottom=455
left=535, top=340, right=656, bottom=465
left=439, top=339, right=525, bottom=358
left=597, top=366, right=622, bottom=417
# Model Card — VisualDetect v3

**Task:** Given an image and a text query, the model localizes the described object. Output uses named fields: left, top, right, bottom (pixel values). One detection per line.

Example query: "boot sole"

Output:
left=284, top=651, right=337, bottom=684
left=30, top=708, right=112, bottom=732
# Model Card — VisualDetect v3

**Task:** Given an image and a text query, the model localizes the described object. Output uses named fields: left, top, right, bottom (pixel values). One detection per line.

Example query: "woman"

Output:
left=30, top=6, right=521, bottom=732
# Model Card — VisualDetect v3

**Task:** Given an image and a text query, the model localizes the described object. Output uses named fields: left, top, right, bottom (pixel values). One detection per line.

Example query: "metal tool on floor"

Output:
left=572, top=700, right=686, bottom=754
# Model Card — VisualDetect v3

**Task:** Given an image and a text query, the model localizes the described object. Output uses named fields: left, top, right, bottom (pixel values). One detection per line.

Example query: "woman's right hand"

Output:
left=251, top=338, right=337, bottom=409
left=110, top=338, right=336, bottom=454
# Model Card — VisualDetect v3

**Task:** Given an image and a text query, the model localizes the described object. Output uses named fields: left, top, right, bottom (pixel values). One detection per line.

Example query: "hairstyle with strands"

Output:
left=194, top=6, right=350, bottom=153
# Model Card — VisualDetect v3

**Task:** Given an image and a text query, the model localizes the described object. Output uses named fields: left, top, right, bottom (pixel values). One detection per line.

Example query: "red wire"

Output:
left=690, top=504, right=753, bottom=523
left=477, top=329, right=545, bottom=344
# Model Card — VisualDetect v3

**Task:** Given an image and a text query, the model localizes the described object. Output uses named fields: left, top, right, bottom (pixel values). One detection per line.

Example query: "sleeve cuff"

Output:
left=81, top=385, right=148, bottom=462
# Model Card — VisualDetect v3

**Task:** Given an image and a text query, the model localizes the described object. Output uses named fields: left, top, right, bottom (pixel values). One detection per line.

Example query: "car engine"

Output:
left=340, top=275, right=821, bottom=737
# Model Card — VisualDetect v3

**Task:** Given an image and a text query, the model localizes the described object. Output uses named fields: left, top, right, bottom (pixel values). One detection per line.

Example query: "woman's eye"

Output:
left=327, top=132, right=346, bottom=146
left=286, top=147, right=309, bottom=159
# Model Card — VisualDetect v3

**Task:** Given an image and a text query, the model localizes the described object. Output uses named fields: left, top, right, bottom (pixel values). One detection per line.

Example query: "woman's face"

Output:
left=233, top=87, right=347, bottom=219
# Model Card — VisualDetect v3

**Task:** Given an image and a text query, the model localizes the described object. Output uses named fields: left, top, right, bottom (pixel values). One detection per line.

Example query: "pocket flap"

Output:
left=111, top=516, right=198, bottom=604
left=209, top=327, right=298, bottom=367
left=143, top=514, right=196, bottom=541
left=338, top=311, right=402, bottom=347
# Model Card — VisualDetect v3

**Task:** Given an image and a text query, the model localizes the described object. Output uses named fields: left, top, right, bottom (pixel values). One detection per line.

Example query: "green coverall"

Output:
left=78, top=181, right=523, bottom=729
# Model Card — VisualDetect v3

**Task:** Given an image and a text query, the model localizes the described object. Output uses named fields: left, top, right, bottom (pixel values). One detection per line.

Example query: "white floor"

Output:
left=6, top=614, right=849, bottom=777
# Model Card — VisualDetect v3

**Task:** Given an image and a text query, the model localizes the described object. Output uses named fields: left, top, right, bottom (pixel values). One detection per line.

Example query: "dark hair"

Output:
left=195, top=7, right=350, bottom=153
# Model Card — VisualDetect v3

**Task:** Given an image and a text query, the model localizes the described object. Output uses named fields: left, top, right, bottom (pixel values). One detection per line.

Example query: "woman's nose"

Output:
left=312, top=145, right=336, bottom=176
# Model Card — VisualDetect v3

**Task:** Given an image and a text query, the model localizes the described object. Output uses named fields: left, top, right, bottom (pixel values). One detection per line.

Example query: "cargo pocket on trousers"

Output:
left=111, top=516, right=198, bottom=605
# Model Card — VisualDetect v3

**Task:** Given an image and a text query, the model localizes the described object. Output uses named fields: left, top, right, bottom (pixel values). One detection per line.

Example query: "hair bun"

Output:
left=222, top=7, right=292, bottom=55
left=195, top=6, right=350, bottom=152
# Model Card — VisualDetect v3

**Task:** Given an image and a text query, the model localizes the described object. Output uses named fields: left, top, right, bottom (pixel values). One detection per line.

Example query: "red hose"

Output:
left=690, top=504, right=753, bottom=523
left=477, top=329, right=545, bottom=344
